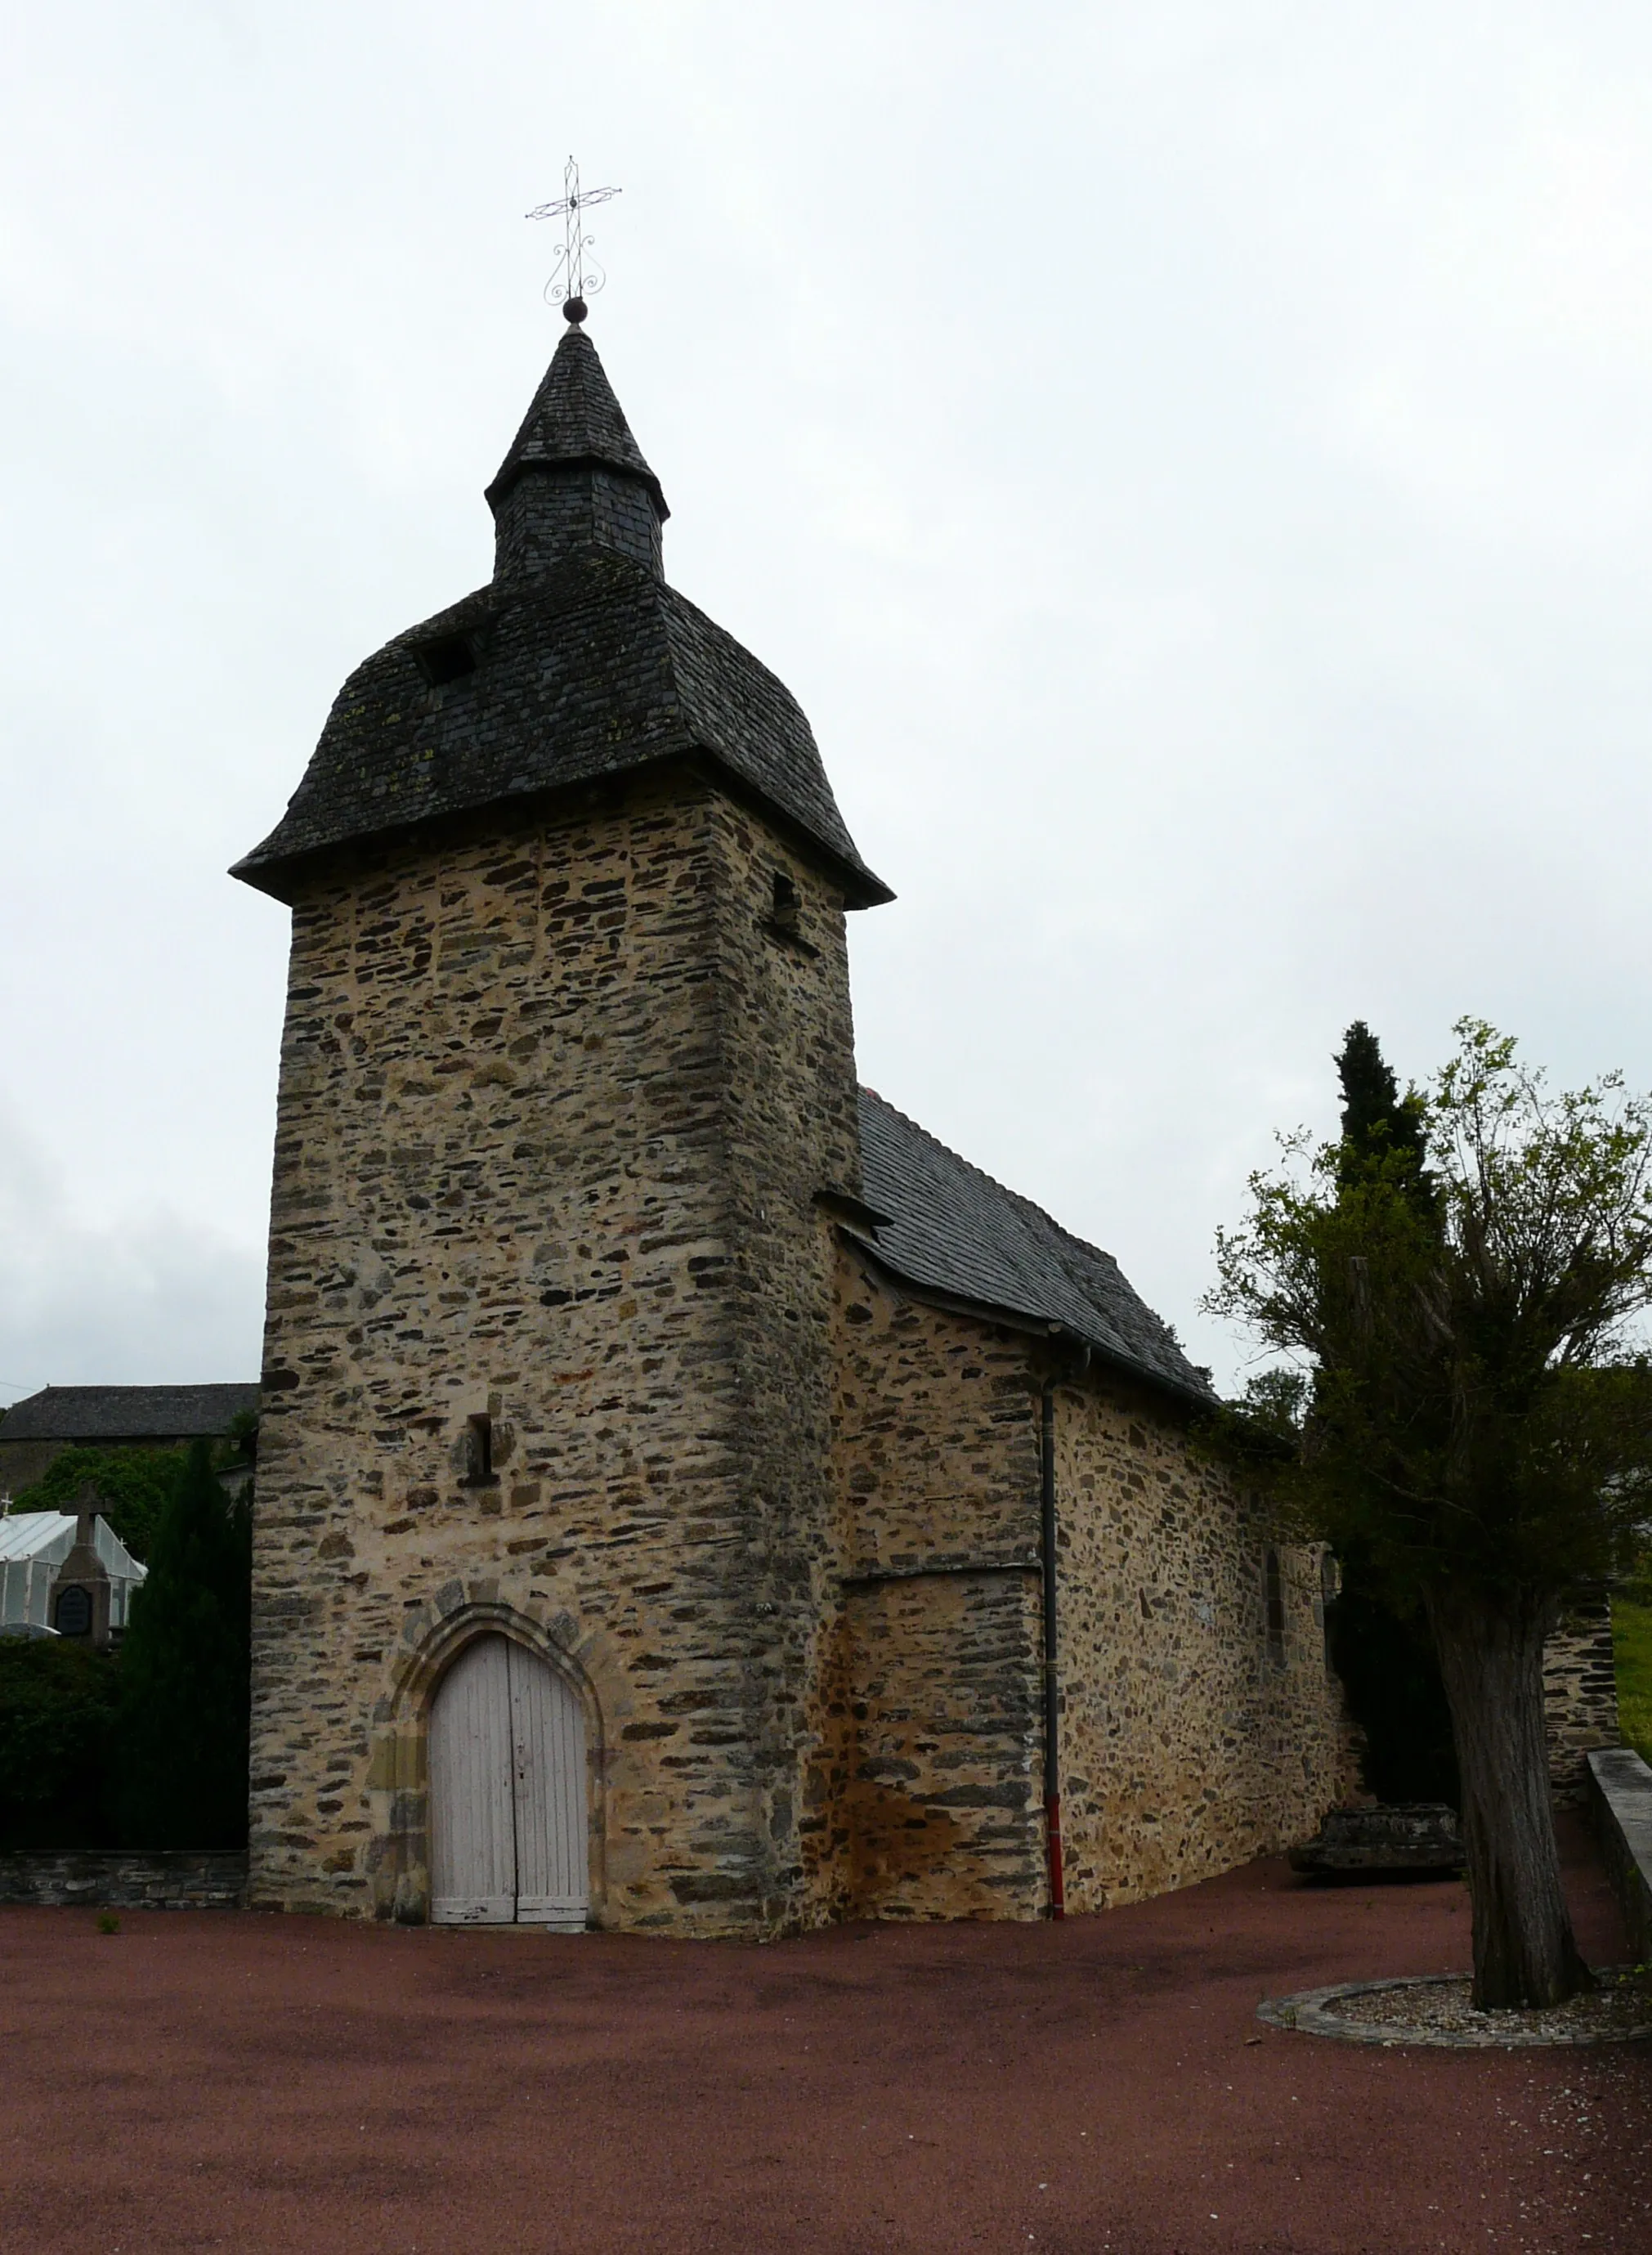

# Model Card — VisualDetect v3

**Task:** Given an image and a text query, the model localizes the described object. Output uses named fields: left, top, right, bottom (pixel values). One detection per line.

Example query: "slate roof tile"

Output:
left=485, top=323, right=668, bottom=516
left=234, top=330, right=889, bottom=908
left=854, top=1091, right=1215, bottom=1406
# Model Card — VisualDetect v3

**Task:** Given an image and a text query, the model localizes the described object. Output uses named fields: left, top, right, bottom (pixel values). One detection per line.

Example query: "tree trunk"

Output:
left=1426, top=1586, right=1592, bottom=2011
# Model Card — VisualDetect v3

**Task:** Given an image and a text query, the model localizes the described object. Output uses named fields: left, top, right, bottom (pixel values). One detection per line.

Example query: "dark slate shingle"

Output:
left=0, top=1383, right=262, bottom=1444
left=853, top=1091, right=1215, bottom=1406
left=233, top=552, right=889, bottom=908
left=234, top=327, right=890, bottom=911
left=485, top=324, right=668, bottom=516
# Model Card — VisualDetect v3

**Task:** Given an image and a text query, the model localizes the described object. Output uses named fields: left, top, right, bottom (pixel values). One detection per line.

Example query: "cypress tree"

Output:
left=114, top=1439, right=251, bottom=1849
left=1335, top=1019, right=1430, bottom=1183
left=1327, top=1021, right=1458, bottom=1808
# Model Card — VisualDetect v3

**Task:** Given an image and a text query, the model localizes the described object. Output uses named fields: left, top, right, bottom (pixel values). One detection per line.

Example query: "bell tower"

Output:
left=235, top=313, right=890, bottom=1931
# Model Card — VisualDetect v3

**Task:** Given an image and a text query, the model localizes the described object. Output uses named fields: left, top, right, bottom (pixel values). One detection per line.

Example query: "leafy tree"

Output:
left=10, top=1445, right=188, bottom=1563
left=1209, top=1020, right=1652, bottom=2009
left=0, top=1639, right=119, bottom=1848
left=114, top=1440, right=252, bottom=1849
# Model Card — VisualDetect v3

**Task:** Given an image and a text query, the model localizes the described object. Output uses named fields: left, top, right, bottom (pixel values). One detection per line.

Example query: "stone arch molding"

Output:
left=368, top=1585, right=608, bottom=1926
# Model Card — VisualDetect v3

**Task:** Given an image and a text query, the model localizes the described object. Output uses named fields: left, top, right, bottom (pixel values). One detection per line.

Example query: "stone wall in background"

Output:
left=1544, top=1597, right=1621, bottom=1808
left=0, top=1851, right=247, bottom=1910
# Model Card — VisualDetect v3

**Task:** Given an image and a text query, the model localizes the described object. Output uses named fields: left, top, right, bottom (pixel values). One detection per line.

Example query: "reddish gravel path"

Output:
left=2, top=1817, right=1647, bottom=2255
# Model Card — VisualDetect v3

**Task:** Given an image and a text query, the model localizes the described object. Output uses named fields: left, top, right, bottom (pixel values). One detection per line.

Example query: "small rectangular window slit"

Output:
left=463, top=1413, right=498, bottom=1487
left=763, top=869, right=817, bottom=954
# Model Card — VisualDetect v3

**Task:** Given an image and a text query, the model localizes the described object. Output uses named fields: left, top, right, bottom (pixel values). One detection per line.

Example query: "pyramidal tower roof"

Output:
left=484, top=322, right=668, bottom=519
left=233, top=322, right=890, bottom=908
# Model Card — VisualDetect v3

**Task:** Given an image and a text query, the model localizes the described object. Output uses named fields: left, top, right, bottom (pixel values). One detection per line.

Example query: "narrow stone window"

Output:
left=412, top=631, right=478, bottom=687
left=1319, top=1549, right=1340, bottom=1672
left=1264, top=1546, right=1286, bottom=1663
left=463, top=1413, right=499, bottom=1487
left=770, top=870, right=800, bottom=936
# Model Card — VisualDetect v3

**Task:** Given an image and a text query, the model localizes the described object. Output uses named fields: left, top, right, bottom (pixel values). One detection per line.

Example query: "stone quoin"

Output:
left=232, top=318, right=1349, bottom=1934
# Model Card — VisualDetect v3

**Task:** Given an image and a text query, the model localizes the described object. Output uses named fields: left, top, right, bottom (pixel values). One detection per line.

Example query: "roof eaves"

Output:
left=483, top=449, right=669, bottom=522
left=839, top=1228, right=1215, bottom=1411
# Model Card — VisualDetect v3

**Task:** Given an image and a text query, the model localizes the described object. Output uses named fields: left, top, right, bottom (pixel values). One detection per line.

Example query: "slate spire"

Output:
left=234, top=321, right=893, bottom=910
left=485, top=325, right=669, bottom=581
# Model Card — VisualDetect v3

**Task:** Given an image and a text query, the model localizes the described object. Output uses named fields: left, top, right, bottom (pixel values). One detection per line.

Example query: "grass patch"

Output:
left=1614, top=1594, right=1652, bottom=1765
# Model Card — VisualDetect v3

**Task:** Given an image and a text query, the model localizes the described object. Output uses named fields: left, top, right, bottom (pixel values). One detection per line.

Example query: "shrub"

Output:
left=0, top=1639, right=119, bottom=1849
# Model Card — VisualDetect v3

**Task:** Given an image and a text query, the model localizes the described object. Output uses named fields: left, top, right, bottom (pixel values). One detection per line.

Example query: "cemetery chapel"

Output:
left=232, top=306, right=1343, bottom=1934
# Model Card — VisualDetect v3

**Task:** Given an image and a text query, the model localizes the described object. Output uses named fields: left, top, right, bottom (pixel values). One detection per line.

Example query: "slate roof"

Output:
left=0, top=1384, right=261, bottom=1444
left=234, top=327, right=890, bottom=909
left=234, top=552, right=890, bottom=905
left=485, top=323, right=668, bottom=518
left=853, top=1091, right=1215, bottom=1407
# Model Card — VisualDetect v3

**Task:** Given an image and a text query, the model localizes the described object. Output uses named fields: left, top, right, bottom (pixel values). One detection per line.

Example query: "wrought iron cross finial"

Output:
left=526, top=157, right=620, bottom=324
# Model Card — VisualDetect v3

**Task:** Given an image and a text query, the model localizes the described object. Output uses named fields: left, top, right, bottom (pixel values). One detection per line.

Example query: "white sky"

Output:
left=5, top=0, right=1652, bottom=1401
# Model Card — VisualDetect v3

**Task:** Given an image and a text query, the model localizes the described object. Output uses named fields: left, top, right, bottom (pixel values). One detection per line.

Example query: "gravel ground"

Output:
left=1318, top=1970, right=1652, bottom=2044
left=2, top=1814, right=1647, bottom=2255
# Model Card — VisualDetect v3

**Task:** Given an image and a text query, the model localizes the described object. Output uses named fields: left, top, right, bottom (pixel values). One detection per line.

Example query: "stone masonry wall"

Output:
left=0, top=1851, right=248, bottom=1911
left=1054, top=1377, right=1343, bottom=1909
left=825, top=1252, right=1342, bottom=1921
left=1544, top=1596, right=1621, bottom=1809
left=824, top=1248, right=1046, bottom=1919
left=250, top=764, right=861, bottom=1934
left=843, top=1571, right=1043, bottom=1919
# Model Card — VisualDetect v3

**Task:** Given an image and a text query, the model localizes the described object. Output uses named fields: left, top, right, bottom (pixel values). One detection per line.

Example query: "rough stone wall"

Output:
left=843, top=1572, right=1043, bottom=1918
left=705, top=800, right=865, bottom=1926
left=822, top=1247, right=1045, bottom=1920
left=1544, top=1596, right=1621, bottom=1808
left=249, top=764, right=859, bottom=1934
left=1053, top=1377, right=1343, bottom=1909
left=824, top=1255, right=1341, bottom=1921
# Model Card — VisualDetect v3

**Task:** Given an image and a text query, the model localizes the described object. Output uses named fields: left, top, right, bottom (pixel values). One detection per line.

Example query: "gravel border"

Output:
left=1256, top=1969, right=1652, bottom=2049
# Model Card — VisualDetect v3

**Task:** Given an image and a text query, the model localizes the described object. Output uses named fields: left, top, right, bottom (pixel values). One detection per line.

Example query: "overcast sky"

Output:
left=4, top=0, right=1652, bottom=1403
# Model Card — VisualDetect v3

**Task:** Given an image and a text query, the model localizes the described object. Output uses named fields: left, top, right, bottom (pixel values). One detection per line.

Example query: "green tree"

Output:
left=1327, top=1022, right=1460, bottom=1808
left=114, top=1440, right=252, bottom=1849
left=11, top=1445, right=188, bottom=1563
left=1334, top=1019, right=1430, bottom=1182
left=1209, top=1020, right=1652, bottom=2009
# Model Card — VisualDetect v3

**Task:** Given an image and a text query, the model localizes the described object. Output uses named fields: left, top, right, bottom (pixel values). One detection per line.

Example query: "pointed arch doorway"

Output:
left=429, top=1634, right=589, bottom=1928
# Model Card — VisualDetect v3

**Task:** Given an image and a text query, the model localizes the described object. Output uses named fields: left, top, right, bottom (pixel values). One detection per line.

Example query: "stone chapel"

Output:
left=232, top=312, right=1345, bottom=1934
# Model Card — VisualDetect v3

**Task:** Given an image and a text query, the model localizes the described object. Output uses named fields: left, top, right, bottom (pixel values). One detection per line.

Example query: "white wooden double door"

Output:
left=429, top=1634, right=589, bottom=1929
